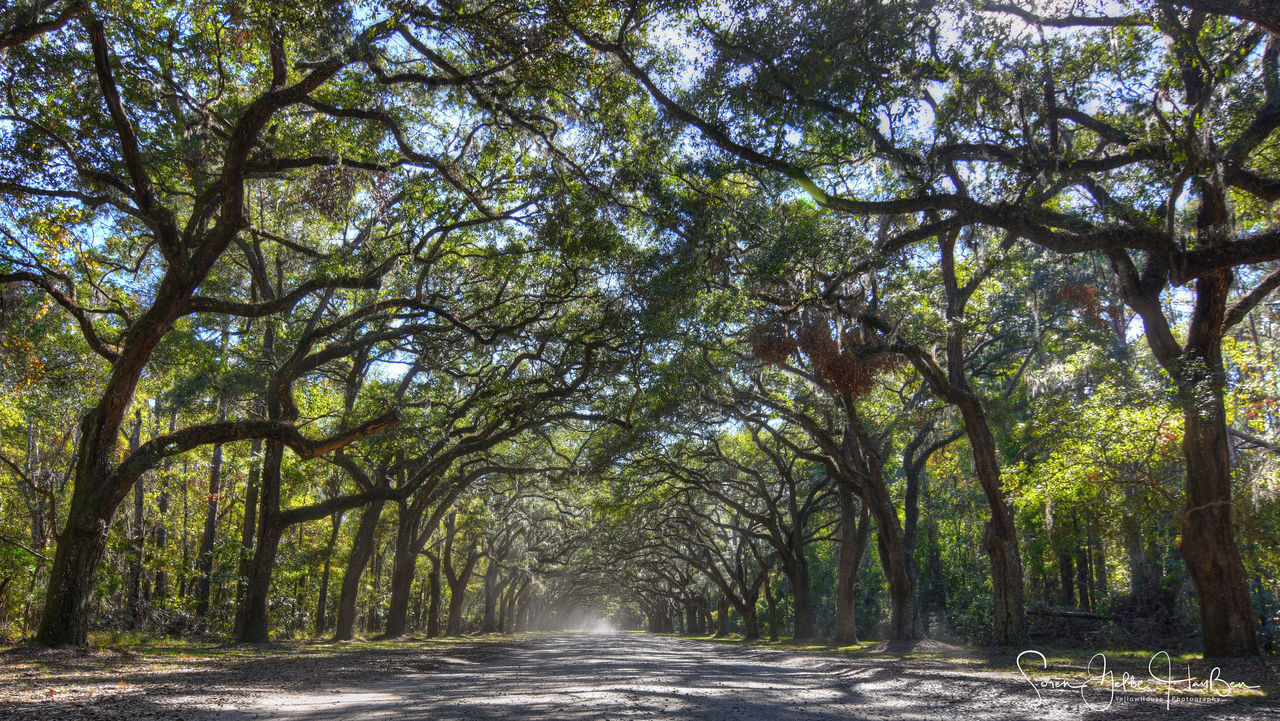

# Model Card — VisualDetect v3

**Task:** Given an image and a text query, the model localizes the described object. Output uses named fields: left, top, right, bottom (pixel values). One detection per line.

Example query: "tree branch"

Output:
left=1224, top=265, right=1280, bottom=329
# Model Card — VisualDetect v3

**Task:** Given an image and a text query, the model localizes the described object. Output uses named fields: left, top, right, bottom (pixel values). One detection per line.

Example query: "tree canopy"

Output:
left=1, top=0, right=1278, bottom=660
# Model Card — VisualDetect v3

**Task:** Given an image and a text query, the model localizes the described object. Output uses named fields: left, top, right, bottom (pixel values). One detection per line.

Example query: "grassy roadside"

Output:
left=0, top=631, right=542, bottom=711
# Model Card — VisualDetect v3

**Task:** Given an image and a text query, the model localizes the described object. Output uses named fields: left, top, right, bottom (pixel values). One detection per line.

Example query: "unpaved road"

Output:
left=2, top=633, right=1276, bottom=720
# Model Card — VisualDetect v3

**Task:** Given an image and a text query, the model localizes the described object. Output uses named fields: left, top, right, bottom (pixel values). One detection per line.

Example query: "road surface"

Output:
left=3, top=633, right=1274, bottom=719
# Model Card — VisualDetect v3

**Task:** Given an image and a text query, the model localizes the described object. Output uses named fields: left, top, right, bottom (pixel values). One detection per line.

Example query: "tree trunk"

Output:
left=1075, top=544, right=1093, bottom=612
left=236, top=521, right=282, bottom=643
left=194, top=439, right=224, bottom=620
left=426, top=552, right=442, bottom=637
left=33, top=252, right=218, bottom=647
left=789, top=557, right=813, bottom=640
left=235, top=440, right=285, bottom=643
left=763, top=572, right=779, bottom=642
left=1179, top=320, right=1259, bottom=655
left=959, top=401, right=1027, bottom=645
left=383, top=501, right=417, bottom=638
left=513, top=584, right=529, bottom=633
left=125, top=412, right=145, bottom=626
left=936, top=233, right=1026, bottom=645
left=1111, top=191, right=1258, bottom=655
left=152, top=485, right=169, bottom=601
left=34, top=507, right=111, bottom=646
left=480, top=562, right=500, bottom=633
left=880, top=529, right=921, bottom=643
left=498, top=580, right=512, bottom=633
left=1090, top=521, right=1108, bottom=599
left=414, top=572, right=428, bottom=632
left=833, top=485, right=869, bottom=644
left=845, top=415, right=923, bottom=642
left=446, top=580, right=467, bottom=635
left=314, top=511, right=343, bottom=636
left=740, top=595, right=759, bottom=640
left=1122, top=484, right=1155, bottom=601
left=150, top=406, right=175, bottom=604
left=714, top=595, right=729, bottom=636
left=233, top=436, right=262, bottom=639
left=1058, top=549, right=1075, bottom=607
left=333, top=499, right=385, bottom=641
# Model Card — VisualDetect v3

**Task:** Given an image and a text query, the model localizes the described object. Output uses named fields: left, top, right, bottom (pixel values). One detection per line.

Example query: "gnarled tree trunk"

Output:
left=234, top=440, right=285, bottom=642
left=383, top=500, right=417, bottom=638
left=833, top=484, right=868, bottom=644
left=334, top=499, right=385, bottom=641
left=1178, top=268, right=1259, bottom=656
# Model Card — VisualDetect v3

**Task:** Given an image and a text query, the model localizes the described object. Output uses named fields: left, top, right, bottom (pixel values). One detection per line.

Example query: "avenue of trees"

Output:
left=1, top=0, right=1278, bottom=658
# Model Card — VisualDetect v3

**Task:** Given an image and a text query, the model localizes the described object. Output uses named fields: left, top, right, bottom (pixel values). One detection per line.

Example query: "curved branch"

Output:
left=1224, top=265, right=1280, bottom=329
left=0, top=271, right=119, bottom=361
left=110, top=411, right=400, bottom=507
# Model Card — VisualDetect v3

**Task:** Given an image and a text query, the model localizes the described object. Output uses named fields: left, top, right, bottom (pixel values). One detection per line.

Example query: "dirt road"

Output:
left=2, top=633, right=1275, bottom=720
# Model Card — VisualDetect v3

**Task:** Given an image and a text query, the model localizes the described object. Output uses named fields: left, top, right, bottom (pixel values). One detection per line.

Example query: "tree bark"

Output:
left=788, top=554, right=814, bottom=640
left=740, top=594, right=760, bottom=640
left=35, top=507, right=111, bottom=646
left=235, top=440, right=285, bottom=642
left=125, top=411, right=144, bottom=626
left=1090, top=521, right=1108, bottom=599
left=924, top=232, right=1028, bottom=646
left=715, top=595, right=729, bottom=636
left=194, top=437, right=224, bottom=620
left=383, top=500, right=417, bottom=638
left=443, top=517, right=479, bottom=637
left=426, top=550, right=442, bottom=637
left=446, top=579, right=468, bottom=635
left=844, top=417, right=923, bottom=642
left=1106, top=189, right=1260, bottom=654
left=28, top=23, right=387, bottom=646
left=1075, top=543, right=1093, bottom=612
left=314, top=511, right=343, bottom=636
left=1172, top=0, right=1280, bottom=35
left=951, top=397, right=1028, bottom=644
left=833, top=486, right=870, bottom=644
left=334, top=499, right=385, bottom=641
left=1179, top=271, right=1259, bottom=656
left=1058, top=549, right=1075, bottom=607
left=480, top=561, right=500, bottom=633
left=233, top=436, right=262, bottom=638
left=152, top=483, right=168, bottom=601
left=514, top=584, right=530, bottom=633
left=763, top=568, right=778, bottom=641
left=1122, top=484, right=1156, bottom=601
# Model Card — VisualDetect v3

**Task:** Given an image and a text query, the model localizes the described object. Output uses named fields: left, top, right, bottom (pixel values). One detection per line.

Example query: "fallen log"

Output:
left=1027, top=606, right=1111, bottom=621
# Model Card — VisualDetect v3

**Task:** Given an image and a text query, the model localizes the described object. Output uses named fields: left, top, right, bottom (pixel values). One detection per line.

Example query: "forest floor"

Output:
left=1, top=631, right=1277, bottom=720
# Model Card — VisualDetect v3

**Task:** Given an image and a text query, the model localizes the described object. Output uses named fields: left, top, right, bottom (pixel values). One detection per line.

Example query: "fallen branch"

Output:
left=1027, top=606, right=1111, bottom=621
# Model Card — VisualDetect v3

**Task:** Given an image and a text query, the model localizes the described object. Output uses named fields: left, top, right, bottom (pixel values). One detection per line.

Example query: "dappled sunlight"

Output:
left=5, top=634, right=1273, bottom=719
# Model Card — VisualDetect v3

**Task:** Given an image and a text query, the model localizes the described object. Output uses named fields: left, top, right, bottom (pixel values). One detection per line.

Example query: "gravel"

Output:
left=2, top=633, right=1276, bottom=720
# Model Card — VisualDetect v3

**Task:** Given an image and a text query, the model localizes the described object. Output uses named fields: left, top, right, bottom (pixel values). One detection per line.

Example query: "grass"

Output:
left=0, top=628, right=544, bottom=666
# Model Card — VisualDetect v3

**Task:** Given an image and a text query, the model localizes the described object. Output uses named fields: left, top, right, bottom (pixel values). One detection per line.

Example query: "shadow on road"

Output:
left=3, top=633, right=1273, bottom=720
